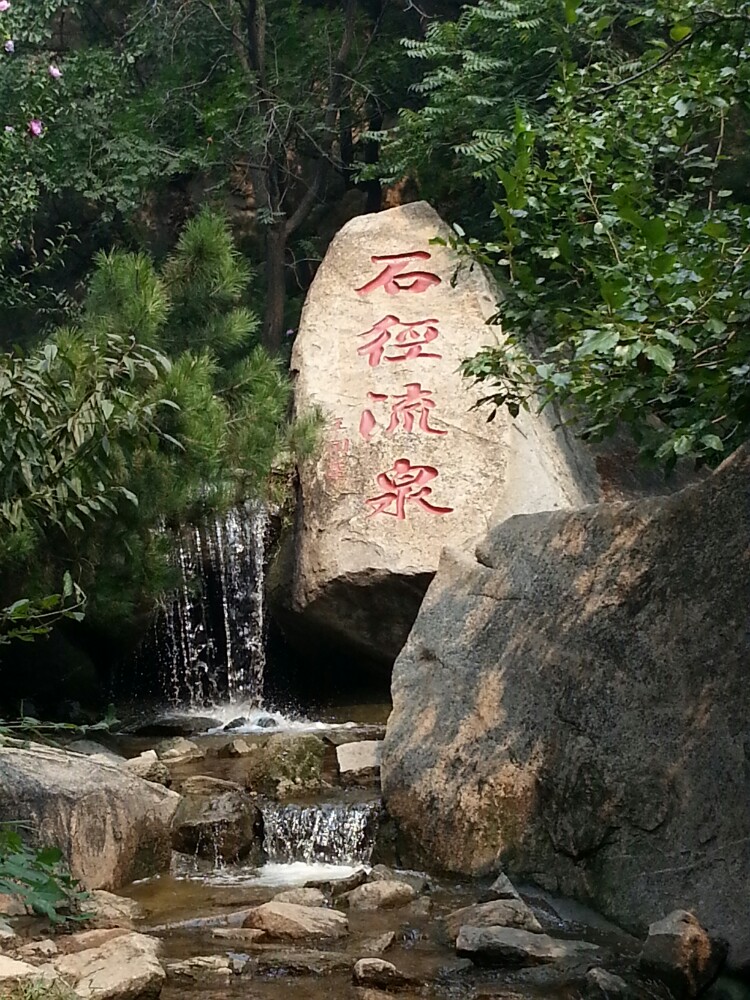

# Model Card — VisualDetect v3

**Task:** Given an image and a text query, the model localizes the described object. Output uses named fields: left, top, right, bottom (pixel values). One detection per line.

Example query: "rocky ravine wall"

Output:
left=271, top=201, right=598, bottom=674
left=382, top=444, right=750, bottom=966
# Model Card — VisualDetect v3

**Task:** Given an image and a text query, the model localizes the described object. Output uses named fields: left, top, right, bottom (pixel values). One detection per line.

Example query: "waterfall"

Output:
left=154, top=501, right=269, bottom=708
left=261, top=802, right=380, bottom=866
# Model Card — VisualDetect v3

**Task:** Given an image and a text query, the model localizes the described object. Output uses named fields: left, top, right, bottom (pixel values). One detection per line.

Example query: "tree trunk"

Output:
left=262, top=226, right=286, bottom=354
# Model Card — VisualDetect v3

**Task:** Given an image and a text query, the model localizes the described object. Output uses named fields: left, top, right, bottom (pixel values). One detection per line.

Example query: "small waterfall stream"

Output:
left=153, top=501, right=269, bottom=708
left=261, top=801, right=380, bottom=867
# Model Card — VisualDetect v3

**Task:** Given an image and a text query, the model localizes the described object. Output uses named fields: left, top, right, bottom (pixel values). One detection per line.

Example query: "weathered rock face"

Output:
left=273, top=201, right=595, bottom=672
left=640, top=910, right=727, bottom=997
left=242, top=901, right=349, bottom=940
left=171, top=775, right=262, bottom=863
left=382, top=445, right=750, bottom=964
left=0, top=744, right=180, bottom=890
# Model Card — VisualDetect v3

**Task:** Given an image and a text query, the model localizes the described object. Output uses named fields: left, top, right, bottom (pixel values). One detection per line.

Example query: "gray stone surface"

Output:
left=382, top=445, right=750, bottom=964
left=171, top=775, right=262, bottom=863
left=342, top=880, right=416, bottom=910
left=0, top=743, right=179, bottom=890
left=272, top=201, right=597, bottom=671
left=441, top=899, right=542, bottom=940
left=456, top=926, right=600, bottom=967
left=352, top=957, right=415, bottom=991
left=242, top=901, right=349, bottom=939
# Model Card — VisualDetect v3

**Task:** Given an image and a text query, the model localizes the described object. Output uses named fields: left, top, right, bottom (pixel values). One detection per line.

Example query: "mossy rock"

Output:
left=243, top=734, right=328, bottom=796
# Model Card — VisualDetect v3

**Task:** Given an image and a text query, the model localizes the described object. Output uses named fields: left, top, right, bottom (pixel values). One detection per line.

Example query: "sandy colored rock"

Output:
left=0, top=955, right=54, bottom=984
left=479, top=873, right=521, bottom=903
left=167, top=955, right=231, bottom=977
left=0, top=893, right=27, bottom=917
left=155, top=737, right=203, bottom=763
left=18, top=939, right=58, bottom=959
left=123, top=752, right=171, bottom=787
left=585, top=967, right=631, bottom=996
left=54, top=931, right=163, bottom=1000
left=640, top=910, right=727, bottom=997
left=336, top=741, right=382, bottom=787
left=382, top=445, right=750, bottom=965
left=273, top=887, right=327, bottom=907
left=217, top=738, right=253, bottom=758
left=85, top=891, right=143, bottom=929
left=56, top=928, right=130, bottom=955
left=441, top=899, right=542, bottom=940
left=343, top=880, right=415, bottom=911
left=171, top=775, right=261, bottom=863
left=242, top=901, right=348, bottom=940
left=456, top=926, right=599, bottom=966
left=361, top=932, right=396, bottom=955
left=0, top=744, right=179, bottom=890
left=352, top=958, right=415, bottom=991
left=272, top=201, right=594, bottom=672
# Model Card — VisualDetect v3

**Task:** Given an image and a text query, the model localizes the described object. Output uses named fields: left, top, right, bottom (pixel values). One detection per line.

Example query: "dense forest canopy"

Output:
left=1, top=0, right=749, bottom=672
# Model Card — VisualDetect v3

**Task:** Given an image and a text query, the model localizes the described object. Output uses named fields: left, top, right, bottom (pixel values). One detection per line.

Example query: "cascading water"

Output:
left=261, top=801, right=380, bottom=866
left=152, top=500, right=269, bottom=708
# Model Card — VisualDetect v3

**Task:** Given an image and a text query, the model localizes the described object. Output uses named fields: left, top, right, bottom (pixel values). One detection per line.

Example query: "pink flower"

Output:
left=0, top=2, right=11, bottom=12
left=4, top=39, right=14, bottom=53
left=48, top=64, right=61, bottom=79
left=28, top=119, right=43, bottom=137
left=4, top=125, right=13, bottom=133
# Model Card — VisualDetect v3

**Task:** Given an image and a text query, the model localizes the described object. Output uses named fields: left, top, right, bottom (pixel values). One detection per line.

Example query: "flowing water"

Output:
left=261, top=801, right=380, bottom=867
left=152, top=501, right=269, bottom=708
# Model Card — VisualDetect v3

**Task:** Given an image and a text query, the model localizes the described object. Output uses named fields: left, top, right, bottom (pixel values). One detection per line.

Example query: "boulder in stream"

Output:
left=640, top=910, right=727, bottom=997
left=342, top=879, right=416, bottom=910
left=242, top=900, right=349, bottom=940
left=0, top=743, right=179, bottom=890
left=171, top=775, right=262, bottom=863
left=53, top=931, right=164, bottom=1000
left=456, top=926, right=600, bottom=967
left=123, top=751, right=171, bottom=787
left=382, top=444, right=750, bottom=965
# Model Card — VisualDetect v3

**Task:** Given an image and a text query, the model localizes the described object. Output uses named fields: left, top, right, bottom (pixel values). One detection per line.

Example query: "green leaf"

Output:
left=700, top=434, right=724, bottom=451
left=670, top=24, right=692, bottom=41
left=644, top=343, right=675, bottom=371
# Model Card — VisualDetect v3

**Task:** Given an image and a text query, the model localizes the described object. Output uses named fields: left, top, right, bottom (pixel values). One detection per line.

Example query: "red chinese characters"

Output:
left=359, top=383, right=447, bottom=441
left=357, top=315, right=441, bottom=367
left=366, top=459, right=454, bottom=520
left=355, top=251, right=441, bottom=297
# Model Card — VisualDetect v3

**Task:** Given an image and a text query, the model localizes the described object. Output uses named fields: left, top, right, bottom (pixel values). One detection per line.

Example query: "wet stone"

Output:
left=456, top=926, right=601, bottom=967
left=273, top=887, right=328, bottom=907
left=441, top=899, right=543, bottom=940
left=344, top=880, right=416, bottom=911
left=361, top=932, right=396, bottom=955
left=242, top=901, right=349, bottom=940
left=353, top=958, right=417, bottom=992
left=479, top=873, right=522, bottom=904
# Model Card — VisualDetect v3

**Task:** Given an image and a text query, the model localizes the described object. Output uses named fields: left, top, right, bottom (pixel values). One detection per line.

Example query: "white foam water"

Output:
left=204, top=703, right=358, bottom=735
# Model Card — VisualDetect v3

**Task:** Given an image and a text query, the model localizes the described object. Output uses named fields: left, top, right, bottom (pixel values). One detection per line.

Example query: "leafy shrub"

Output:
left=0, top=828, right=89, bottom=924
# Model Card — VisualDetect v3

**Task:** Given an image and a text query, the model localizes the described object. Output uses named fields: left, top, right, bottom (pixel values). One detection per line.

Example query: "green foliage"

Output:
left=0, top=575, right=84, bottom=646
left=0, top=827, right=89, bottom=924
left=0, top=981, right=78, bottom=1000
left=384, top=0, right=750, bottom=465
left=0, top=210, right=292, bottom=643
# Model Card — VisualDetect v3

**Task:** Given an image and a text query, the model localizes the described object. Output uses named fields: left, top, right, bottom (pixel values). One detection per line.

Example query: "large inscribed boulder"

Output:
left=276, top=201, right=594, bottom=669
left=381, top=444, right=750, bottom=965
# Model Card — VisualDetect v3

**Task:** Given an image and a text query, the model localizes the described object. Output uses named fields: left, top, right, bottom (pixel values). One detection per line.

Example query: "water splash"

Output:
left=261, top=801, right=380, bottom=866
left=154, top=501, right=269, bottom=708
